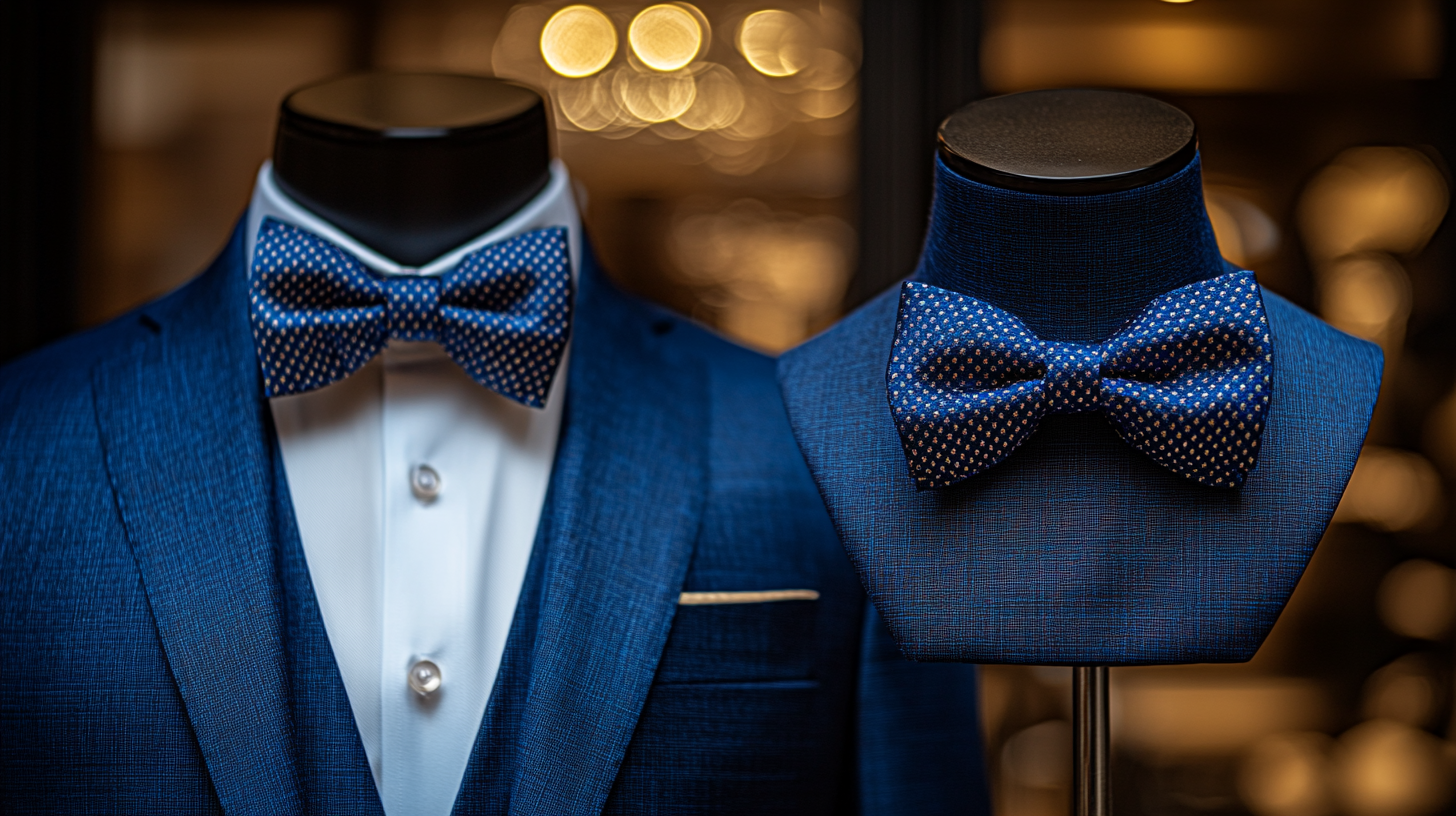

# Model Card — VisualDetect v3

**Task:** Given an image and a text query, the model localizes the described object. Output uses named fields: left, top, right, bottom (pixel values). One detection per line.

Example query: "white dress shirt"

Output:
left=246, top=161, right=581, bottom=816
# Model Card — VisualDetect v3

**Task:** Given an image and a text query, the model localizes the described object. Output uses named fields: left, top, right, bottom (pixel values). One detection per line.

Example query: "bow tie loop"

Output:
left=249, top=217, right=573, bottom=407
left=887, top=269, right=1273, bottom=490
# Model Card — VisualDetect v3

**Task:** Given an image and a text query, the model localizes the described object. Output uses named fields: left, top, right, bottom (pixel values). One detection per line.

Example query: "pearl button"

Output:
left=410, top=464, right=442, bottom=502
left=408, top=659, right=442, bottom=696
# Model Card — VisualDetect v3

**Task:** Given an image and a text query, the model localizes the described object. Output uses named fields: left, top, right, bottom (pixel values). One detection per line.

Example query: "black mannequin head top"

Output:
left=921, top=88, right=1227, bottom=344
left=272, top=72, right=552, bottom=267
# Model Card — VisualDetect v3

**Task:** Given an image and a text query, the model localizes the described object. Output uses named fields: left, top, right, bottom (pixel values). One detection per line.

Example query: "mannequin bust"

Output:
left=923, top=88, right=1225, bottom=343
left=272, top=72, right=551, bottom=266
left=776, top=88, right=1382, bottom=665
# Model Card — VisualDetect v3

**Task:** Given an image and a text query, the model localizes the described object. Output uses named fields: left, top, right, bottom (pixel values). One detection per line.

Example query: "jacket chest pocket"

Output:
left=653, top=592, right=820, bottom=684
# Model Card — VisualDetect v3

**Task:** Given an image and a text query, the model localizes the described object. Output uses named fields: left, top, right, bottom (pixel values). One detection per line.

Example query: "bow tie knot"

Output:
left=1044, top=342, right=1105, bottom=414
left=249, top=217, right=572, bottom=407
left=887, top=269, right=1273, bottom=490
left=386, top=275, right=443, bottom=342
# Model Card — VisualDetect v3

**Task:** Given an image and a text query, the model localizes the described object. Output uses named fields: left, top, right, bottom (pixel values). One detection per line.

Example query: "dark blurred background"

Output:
left=3, top=1, right=1454, bottom=814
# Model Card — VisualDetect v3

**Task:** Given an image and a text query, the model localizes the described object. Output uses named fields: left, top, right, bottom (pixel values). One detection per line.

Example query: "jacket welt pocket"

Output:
left=654, top=594, right=819, bottom=684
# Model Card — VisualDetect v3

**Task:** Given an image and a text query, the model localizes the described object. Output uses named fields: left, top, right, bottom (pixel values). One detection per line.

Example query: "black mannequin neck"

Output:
left=272, top=72, right=552, bottom=267
left=920, top=89, right=1227, bottom=344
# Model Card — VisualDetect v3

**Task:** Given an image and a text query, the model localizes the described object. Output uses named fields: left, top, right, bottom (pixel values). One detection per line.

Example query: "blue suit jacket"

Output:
left=0, top=222, right=989, bottom=815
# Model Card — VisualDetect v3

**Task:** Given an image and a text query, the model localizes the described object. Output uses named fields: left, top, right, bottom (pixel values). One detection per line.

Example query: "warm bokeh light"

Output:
left=674, top=63, right=744, bottom=130
left=540, top=5, right=617, bottom=78
left=1332, top=720, right=1454, bottom=816
left=1333, top=446, right=1444, bottom=533
left=1299, top=147, right=1450, bottom=262
left=1001, top=720, right=1071, bottom=789
left=554, top=71, right=621, bottom=132
left=669, top=199, right=852, bottom=351
left=982, top=1, right=1442, bottom=93
left=1117, top=678, right=1327, bottom=756
left=1376, top=560, right=1456, bottom=640
left=628, top=4, right=703, bottom=72
left=1362, top=655, right=1440, bottom=727
left=613, top=66, right=696, bottom=122
left=1205, top=185, right=1280, bottom=268
left=1238, top=732, right=1334, bottom=816
left=737, top=10, right=813, bottom=77
left=1316, top=253, right=1410, bottom=343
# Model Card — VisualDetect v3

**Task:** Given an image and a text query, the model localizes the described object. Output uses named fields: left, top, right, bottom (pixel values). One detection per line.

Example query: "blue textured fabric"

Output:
left=250, top=218, right=571, bottom=406
left=917, top=154, right=1227, bottom=344
left=273, top=451, right=385, bottom=814
left=777, top=155, right=1383, bottom=666
left=889, top=269, right=1273, bottom=489
left=1, top=215, right=991, bottom=814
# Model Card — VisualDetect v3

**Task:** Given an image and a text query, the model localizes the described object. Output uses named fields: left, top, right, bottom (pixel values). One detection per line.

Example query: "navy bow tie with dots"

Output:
left=887, top=269, right=1274, bottom=490
left=249, top=217, right=572, bottom=407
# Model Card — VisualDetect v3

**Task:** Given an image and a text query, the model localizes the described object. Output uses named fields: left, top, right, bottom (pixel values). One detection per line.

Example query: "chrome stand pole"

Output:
left=1072, top=666, right=1111, bottom=816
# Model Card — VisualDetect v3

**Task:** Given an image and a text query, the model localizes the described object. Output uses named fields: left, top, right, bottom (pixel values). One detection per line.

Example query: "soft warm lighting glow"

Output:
left=738, top=10, right=813, bottom=77
left=1317, top=253, right=1410, bottom=342
left=1238, top=732, right=1333, bottom=816
left=1377, top=560, right=1455, bottom=640
left=669, top=200, right=851, bottom=351
left=613, top=66, right=695, bottom=123
left=674, top=63, right=744, bottom=130
left=1161, top=0, right=1196, bottom=3
left=1299, top=147, right=1450, bottom=261
left=540, top=5, right=617, bottom=78
left=555, top=71, right=623, bottom=132
left=1205, top=186, right=1280, bottom=268
left=629, top=4, right=703, bottom=72
left=1118, top=678, right=1327, bottom=756
left=1002, top=720, right=1071, bottom=789
left=1333, top=720, right=1454, bottom=816
left=1362, top=656, right=1440, bottom=726
left=1334, top=447, right=1443, bottom=532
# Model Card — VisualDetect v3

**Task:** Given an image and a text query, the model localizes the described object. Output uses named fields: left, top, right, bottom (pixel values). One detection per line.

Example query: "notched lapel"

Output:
left=509, top=256, right=708, bottom=815
left=91, top=225, right=303, bottom=815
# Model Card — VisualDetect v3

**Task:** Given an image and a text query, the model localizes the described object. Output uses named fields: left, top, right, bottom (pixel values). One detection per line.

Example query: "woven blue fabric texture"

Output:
left=889, top=269, right=1272, bottom=489
left=273, top=455, right=385, bottom=815
left=249, top=217, right=571, bottom=406
left=777, top=155, right=1382, bottom=666
left=1, top=216, right=990, bottom=813
left=918, top=155, right=1227, bottom=344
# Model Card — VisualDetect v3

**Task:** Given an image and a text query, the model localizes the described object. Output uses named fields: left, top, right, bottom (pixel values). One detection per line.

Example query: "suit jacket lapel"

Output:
left=509, top=253, right=708, bottom=814
left=92, top=223, right=303, bottom=814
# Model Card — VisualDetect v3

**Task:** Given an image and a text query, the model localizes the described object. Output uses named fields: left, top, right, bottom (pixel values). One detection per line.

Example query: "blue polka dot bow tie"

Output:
left=249, top=217, right=572, bottom=407
left=887, top=269, right=1273, bottom=490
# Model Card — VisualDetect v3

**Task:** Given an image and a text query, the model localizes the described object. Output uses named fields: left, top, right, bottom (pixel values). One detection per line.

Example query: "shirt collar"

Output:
left=244, top=158, right=583, bottom=279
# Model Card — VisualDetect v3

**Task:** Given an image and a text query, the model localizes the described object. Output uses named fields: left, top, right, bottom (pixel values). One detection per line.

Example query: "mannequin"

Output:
left=926, top=89, right=1222, bottom=342
left=2, top=65, right=994, bottom=813
left=777, top=88, right=1381, bottom=665
left=929, top=88, right=1213, bottom=815
left=272, top=72, right=551, bottom=265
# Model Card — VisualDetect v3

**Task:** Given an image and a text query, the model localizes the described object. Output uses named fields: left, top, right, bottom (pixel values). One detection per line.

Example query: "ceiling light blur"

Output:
left=541, top=5, right=617, bottom=78
left=629, top=4, right=704, bottom=72
left=737, top=10, right=813, bottom=77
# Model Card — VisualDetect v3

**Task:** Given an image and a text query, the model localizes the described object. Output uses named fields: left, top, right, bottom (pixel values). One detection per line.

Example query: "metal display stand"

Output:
left=1072, top=666, right=1111, bottom=816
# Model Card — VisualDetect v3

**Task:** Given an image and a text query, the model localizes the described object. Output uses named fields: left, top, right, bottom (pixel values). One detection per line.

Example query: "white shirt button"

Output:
left=410, top=464, right=442, bottom=502
left=408, top=659, right=442, bottom=696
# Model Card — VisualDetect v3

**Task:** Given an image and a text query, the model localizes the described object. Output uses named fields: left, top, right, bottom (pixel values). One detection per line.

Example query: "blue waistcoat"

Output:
left=0, top=218, right=990, bottom=814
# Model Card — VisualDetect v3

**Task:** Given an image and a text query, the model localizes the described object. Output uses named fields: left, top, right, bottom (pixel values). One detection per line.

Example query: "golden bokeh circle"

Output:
left=737, top=10, right=812, bottom=77
left=541, top=5, right=618, bottom=78
left=629, top=4, right=703, bottom=72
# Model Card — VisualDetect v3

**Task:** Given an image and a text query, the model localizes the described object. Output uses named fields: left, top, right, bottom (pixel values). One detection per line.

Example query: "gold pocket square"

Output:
left=677, top=589, right=820, bottom=605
